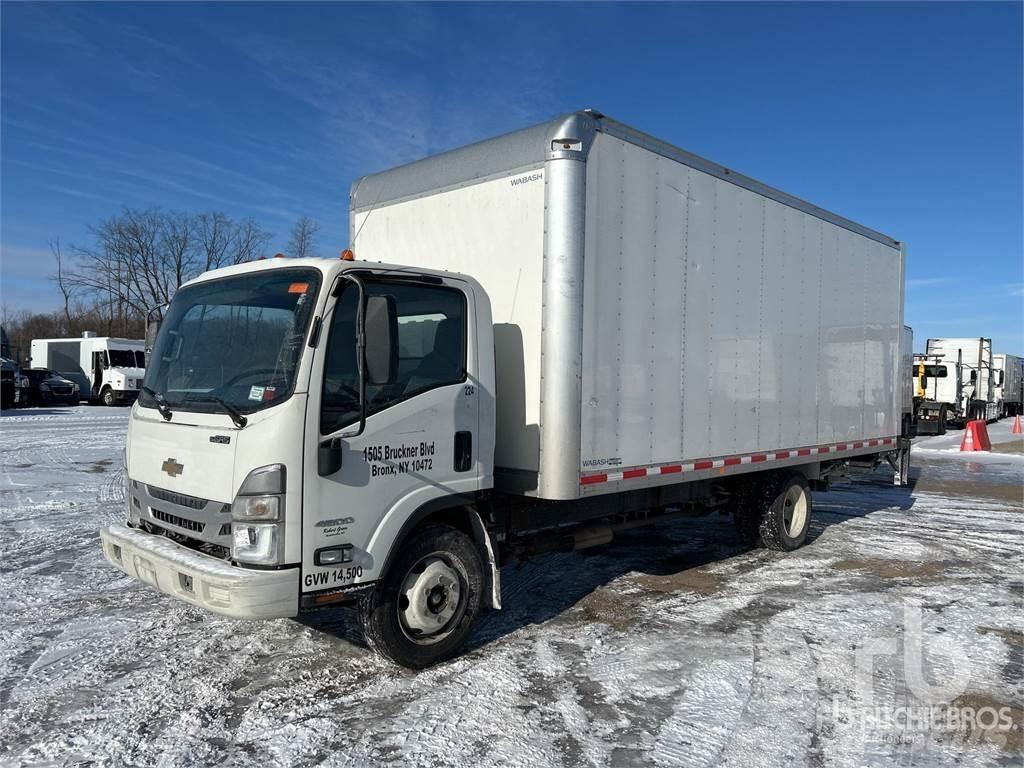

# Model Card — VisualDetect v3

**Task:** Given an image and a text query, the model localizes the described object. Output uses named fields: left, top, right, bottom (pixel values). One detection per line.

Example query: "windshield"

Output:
left=108, top=350, right=140, bottom=367
left=140, top=267, right=321, bottom=414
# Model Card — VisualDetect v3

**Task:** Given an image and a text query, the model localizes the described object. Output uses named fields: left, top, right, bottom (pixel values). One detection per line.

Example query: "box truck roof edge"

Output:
left=350, top=109, right=900, bottom=250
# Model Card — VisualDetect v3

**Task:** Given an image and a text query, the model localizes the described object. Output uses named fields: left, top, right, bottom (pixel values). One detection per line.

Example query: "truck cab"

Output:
left=101, top=257, right=497, bottom=667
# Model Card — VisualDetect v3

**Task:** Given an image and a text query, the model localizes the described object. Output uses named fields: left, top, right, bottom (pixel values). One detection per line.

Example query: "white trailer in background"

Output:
left=915, top=338, right=996, bottom=427
left=30, top=333, right=145, bottom=406
left=101, top=110, right=909, bottom=668
left=993, top=353, right=1024, bottom=417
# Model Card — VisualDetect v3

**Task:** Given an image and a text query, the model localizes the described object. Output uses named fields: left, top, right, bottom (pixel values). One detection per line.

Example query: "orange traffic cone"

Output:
left=1013, top=415, right=1022, bottom=435
left=960, top=419, right=992, bottom=452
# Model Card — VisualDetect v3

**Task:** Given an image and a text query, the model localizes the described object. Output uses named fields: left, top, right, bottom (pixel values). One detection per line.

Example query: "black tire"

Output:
left=735, top=472, right=812, bottom=551
left=101, top=387, right=115, bottom=407
left=732, top=479, right=762, bottom=547
left=71, top=396, right=80, bottom=406
left=759, top=472, right=812, bottom=551
left=359, top=524, right=483, bottom=669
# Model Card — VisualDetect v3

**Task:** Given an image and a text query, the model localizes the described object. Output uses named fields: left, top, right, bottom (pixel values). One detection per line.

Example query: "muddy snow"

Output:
left=1, top=407, right=1021, bottom=767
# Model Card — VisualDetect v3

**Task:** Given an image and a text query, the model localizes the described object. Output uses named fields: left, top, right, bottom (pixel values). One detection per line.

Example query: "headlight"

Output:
left=231, top=464, right=286, bottom=566
left=39, top=382, right=50, bottom=391
left=73, top=383, right=80, bottom=392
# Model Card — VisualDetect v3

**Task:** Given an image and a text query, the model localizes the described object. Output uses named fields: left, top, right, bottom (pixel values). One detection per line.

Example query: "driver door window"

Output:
left=320, top=281, right=466, bottom=434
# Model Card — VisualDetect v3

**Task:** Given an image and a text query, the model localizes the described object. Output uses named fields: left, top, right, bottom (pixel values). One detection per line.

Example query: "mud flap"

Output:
left=888, top=437, right=912, bottom=487
left=468, top=508, right=501, bottom=610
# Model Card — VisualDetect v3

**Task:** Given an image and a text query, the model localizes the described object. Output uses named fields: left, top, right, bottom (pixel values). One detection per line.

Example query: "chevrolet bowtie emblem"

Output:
left=161, top=458, right=184, bottom=477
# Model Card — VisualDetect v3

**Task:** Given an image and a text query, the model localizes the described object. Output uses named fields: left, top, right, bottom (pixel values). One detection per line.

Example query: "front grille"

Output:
left=147, top=485, right=208, bottom=510
left=151, top=507, right=204, bottom=533
left=52, top=386, right=73, bottom=395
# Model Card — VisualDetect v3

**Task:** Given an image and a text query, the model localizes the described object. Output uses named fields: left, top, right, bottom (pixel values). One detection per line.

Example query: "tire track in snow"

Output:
left=650, top=656, right=753, bottom=767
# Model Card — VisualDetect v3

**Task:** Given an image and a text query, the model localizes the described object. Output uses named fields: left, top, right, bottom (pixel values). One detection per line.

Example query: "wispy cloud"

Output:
left=234, top=7, right=561, bottom=177
left=906, top=277, right=951, bottom=288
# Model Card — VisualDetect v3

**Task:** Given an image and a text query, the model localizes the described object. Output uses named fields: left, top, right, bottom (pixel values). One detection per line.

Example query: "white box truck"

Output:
left=100, top=110, right=909, bottom=667
left=914, top=337, right=995, bottom=428
left=993, top=353, right=1023, bottom=417
left=30, top=333, right=145, bottom=406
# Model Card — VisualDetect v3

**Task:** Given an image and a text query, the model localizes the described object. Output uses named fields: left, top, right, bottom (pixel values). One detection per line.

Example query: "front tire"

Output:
left=101, top=387, right=115, bottom=407
left=359, top=524, right=483, bottom=669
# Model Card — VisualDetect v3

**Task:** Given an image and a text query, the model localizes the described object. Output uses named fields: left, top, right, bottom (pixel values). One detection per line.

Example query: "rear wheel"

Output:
left=359, top=524, right=483, bottom=669
left=734, top=472, right=812, bottom=551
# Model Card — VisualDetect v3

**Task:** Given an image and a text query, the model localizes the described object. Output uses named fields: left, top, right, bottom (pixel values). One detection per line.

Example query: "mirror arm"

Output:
left=334, top=273, right=368, bottom=440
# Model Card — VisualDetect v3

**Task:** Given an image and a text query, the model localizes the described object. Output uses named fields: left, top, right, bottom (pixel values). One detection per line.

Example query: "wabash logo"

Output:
left=510, top=172, right=543, bottom=187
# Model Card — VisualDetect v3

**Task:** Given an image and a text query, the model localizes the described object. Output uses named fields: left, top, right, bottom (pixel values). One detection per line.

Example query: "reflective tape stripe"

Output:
left=579, top=436, right=898, bottom=486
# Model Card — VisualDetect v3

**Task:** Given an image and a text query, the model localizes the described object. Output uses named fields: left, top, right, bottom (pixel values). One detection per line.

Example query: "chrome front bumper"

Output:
left=100, top=523, right=298, bottom=620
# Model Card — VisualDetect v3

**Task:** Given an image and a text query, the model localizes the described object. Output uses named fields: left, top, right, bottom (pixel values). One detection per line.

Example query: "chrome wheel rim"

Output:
left=783, top=484, right=808, bottom=538
left=398, top=554, right=464, bottom=644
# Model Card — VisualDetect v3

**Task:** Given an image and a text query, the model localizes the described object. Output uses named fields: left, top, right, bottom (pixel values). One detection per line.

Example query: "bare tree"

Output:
left=64, top=208, right=273, bottom=332
left=50, top=239, right=75, bottom=329
left=287, top=216, right=320, bottom=259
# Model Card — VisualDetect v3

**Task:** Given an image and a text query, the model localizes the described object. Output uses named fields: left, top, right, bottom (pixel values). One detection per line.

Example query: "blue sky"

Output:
left=2, top=2, right=1021, bottom=352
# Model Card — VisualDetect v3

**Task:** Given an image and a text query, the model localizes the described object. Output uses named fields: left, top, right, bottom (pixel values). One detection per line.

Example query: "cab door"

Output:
left=300, top=275, right=481, bottom=595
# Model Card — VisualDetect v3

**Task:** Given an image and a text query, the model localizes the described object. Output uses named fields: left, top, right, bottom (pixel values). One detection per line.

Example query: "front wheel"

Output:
left=101, top=387, right=115, bottom=407
left=359, top=524, right=483, bottom=669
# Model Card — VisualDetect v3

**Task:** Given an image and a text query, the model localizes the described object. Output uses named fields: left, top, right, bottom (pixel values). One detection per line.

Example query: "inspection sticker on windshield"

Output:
left=248, top=386, right=265, bottom=401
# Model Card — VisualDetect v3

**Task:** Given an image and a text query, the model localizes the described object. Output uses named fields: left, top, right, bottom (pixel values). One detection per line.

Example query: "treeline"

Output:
left=2, top=209, right=321, bottom=364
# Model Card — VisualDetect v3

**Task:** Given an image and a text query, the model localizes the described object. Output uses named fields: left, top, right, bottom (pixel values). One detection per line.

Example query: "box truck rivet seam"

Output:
left=100, top=110, right=910, bottom=669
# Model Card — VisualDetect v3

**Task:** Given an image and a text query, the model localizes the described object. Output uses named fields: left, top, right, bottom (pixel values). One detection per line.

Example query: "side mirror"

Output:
left=161, top=330, right=183, bottom=363
left=364, top=295, right=398, bottom=386
left=145, top=319, right=160, bottom=353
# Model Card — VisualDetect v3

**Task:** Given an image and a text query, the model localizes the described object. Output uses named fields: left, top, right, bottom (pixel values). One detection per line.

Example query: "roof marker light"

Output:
left=341, top=249, right=355, bottom=261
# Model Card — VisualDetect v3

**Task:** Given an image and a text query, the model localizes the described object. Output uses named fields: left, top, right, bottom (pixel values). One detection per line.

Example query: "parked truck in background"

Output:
left=30, top=334, right=146, bottom=406
left=100, top=110, right=910, bottom=668
left=902, top=326, right=915, bottom=437
left=913, top=338, right=995, bottom=430
left=993, top=353, right=1024, bottom=417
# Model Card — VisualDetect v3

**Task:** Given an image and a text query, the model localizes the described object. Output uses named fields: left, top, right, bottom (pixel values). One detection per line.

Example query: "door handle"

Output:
left=454, top=431, right=472, bottom=472
left=318, top=438, right=343, bottom=476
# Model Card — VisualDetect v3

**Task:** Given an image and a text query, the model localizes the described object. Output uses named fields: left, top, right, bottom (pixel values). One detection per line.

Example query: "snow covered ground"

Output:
left=1, top=406, right=1021, bottom=767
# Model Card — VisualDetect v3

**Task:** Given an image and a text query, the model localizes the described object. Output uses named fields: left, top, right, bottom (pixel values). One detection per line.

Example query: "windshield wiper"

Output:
left=141, top=386, right=173, bottom=421
left=184, top=395, right=248, bottom=429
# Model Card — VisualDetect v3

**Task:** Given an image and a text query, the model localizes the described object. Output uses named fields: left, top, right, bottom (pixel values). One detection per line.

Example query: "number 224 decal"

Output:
left=463, top=385, right=475, bottom=397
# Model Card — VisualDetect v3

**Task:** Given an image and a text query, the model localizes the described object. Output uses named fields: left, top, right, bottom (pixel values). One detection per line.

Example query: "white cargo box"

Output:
left=352, top=110, right=904, bottom=500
